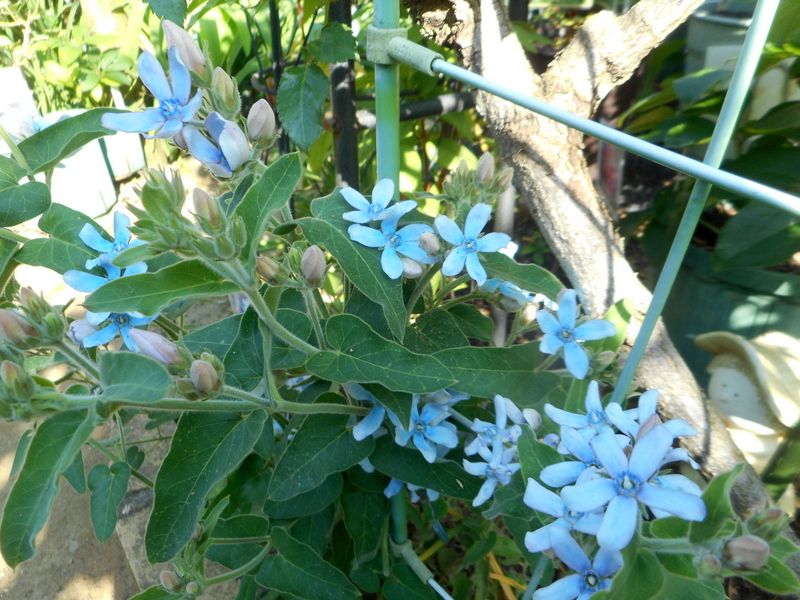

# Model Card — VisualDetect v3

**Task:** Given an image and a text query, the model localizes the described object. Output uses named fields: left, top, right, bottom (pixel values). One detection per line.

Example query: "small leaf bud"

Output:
left=401, top=258, right=424, bottom=279
left=0, top=310, right=36, bottom=346
left=748, top=507, right=788, bottom=540
left=476, top=152, right=495, bottom=183
left=159, top=570, right=182, bottom=591
left=418, top=232, right=441, bottom=256
left=42, top=313, right=66, bottom=340
left=696, top=554, right=722, bottom=577
left=192, top=189, right=223, bottom=232
left=212, top=235, right=237, bottom=260
left=18, top=286, right=50, bottom=320
left=724, top=535, right=770, bottom=570
left=185, top=582, right=200, bottom=595
left=0, top=361, right=34, bottom=400
left=496, top=166, right=514, bottom=189
left=230, top=215, right=247, bottom=248
left=211, top=67, right=241, bottom=119
left=162, top=21, right=208, bottom=80
left=128, top=330, right=185, bottom=368
left=301, top=245, right=326, bottom=287
left=247, top=99, right=276, bottom=144
left=256, top=255, right=281, bottom=283
left=190, top=359, right=221, bottom=396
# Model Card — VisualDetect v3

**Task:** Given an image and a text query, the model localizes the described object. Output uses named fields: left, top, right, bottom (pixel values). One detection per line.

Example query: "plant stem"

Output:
left=209, top=536, right=271, bottom=545
left=0, top=123, right=34, bottom=179
left=406, top=264, right=441, bottom=317
left=88, top=438, right=155, bottom=488
left=391, top=493, right=408, bottom=544
left=434, top=274, right=470, bottom=302
left=222, top=385, right=271, bottom=408
left=272, top=398, right=369, bottom=416
left=301, top=287, right=326, bottom=348
left=68, top=395, right=261, bottom=413
left=0, top=228, right=29, bottom=244
left=522, top=554, right=549, bottom=600
left=54, top=342, right=100, bottom=380
left=243, top=280, right=319, bottom=355
left=203, top=543, right=271, bottom=587
left=639, top=537, right=698, bottom=555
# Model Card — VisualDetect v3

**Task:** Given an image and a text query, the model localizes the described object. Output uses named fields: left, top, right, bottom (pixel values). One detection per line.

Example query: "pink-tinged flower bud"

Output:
left=185, top=582, right=200, bottom=595
left=748, top=507, right=788, bottom=539
left=696, top=554, right=722, bottom=577
left=162, top=21, right=208, bottom=79
left=476, top=152, right=495, bottom=183
left=401, top=258, right=424, bottom=279
left=496, top=166, right=514, bottom=189
left=190, top=359, right=220, bottom=395
left=0, top=361, right=34, bottom=399
left=18, top=286, right=50, bottom=318
left=219, top=120, right=250, bottom=172
left=211, top=67, right=241, bottom=118
left=159, top=570, right=182, bottom=592
left=0, top=310, right=36, bottom=346
left=128, top=329, right=183, bottom=367
left=192, top=188, right=223, bottom=231
left=68, top=319, right=98, bottom=346
left=418, top=232, right=441, bottom=255
left=301, top=245, right=326, bottom=287
left=247, top=99, right=276, bottom=143
left=256, top=255, right=281, bottom=283
left=724, top=535, right=770, bottom=570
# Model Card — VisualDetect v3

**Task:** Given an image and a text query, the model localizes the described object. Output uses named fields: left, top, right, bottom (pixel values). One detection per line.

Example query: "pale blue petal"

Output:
left=397, top=223, right=433, bottom=241
left=219, top=127, right=249, bottom=171
left=380, top=209, right=402, bottom=234
left=384, top=479, right=403, bottom=498
left=637, top=484, right=706, bottom=521
left=561, top=479, right=617, bottom=512
left=124, top=262, right=148, bottom=277
left=343, top=210, right=372, bottom=224
left=656, top=474, right=702, bottom=496
left=563, top=341, right=589, bottom=379
left=537, top=311, right=561, bottom=335
left=464, top=203, right=491, bottom=239
left=137, top=52, right=172, bottom=101
left=584, top=381, right=602, bottom=413
left=594, top=548, right=623, bottom=578
left=591, top=430, right=628, bottom=478
left=413, top=433, right=437, bottom=463
left=573, top=511, right=604, bottom=535
left=476, top=232, right=511, bottom=252
left=426, top=424, right=458, bottom=448
left=101, top=109, right=165, bottom=134
left=597, top=495, right=638, bottom=550
left=179, top=90, right=203, bottom=121
left=120, top=326, right=138, bottom=351
left=541, top=462, right=587, bottom=487
left=605, top=402, right=639, bottom=437
left=381, top=200, right=416, bottom=220
left=82, top=324, right=119, bottom=348
left=113, top=213, right=131, bottom=244
left=473, top=478, right=498, bottom=506
left=463, top=460, right=487, bottom=477
left=441, top=246, right=467, bottom=276
left=663, top=419, right=697, bottom=438
left=524, top=478, right=564, bottom=516
left=395, top=427, right=413, bottom=446
left=397, top=242, right=436, bottom=264
left=550, top=527, right=592, bottom=572
left=532, top=574, right=582, bottom=600
left=340, top=186, right=370, bottom=211
left=78, top=224, right=113, bottom=253
left=560, top=427, right=595, bottom=463
left=346, top=383, right=376, bottom=403
left=557, top=289, right=578, bottom=328
left=153, top=118, right=184, bottom=139
left=129, top=314, right=156, bottom=327
left=85, top=311, right=110, bottom=326
left=637, top=390, right=659, bottom=423
left=525, top=524, right=556, bottom=553
left=434, top=215, right=464, bottom=245
left=381, top=246, right=403, bottom=279
left=465, top=252, right=487, bottom=285
left=353, top=406, right=385, bottom=441
left=371, top=178, right=394, bottom=210
left=539, top=333, right=563, bottom=355
left=167, top=47, right=190, bottom=104
left=205, top=112, right=226, bottom=143
left=185, top=127, right=225, bottom=166
left=347, top=224, right=385, bottom=248
left=574, top=319, right=616, bottom=341
left=544, top=404, right=588, bottom=429
left=629, top=426, right=673, bottom=481
left=64, top=270, right=107, bottom=293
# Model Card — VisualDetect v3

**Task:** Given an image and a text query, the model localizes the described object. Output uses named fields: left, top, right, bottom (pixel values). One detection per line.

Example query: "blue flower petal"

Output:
left=541, top=461, right=588, bottom=488
left=532, top=574, right=583, bottom=600
left=463, top=460, right=487, bottom=476
left=464, top=203, right=491, bottom=239
left=574, top=319, right=616, bottom=341
left=167, top=47, right=191, bottom=104
left=101, top=109, right=165, bottom=134
left=85, top=311, right=110, bottom=326
left=593, top=548, right=623, bottom=578
left=473, top=478, right=498, bottom=506
left=563, top=341, right=589, bottom=379
left=205, top=112, right=227, bottom=143
left=382, top=200, right=416, bottom=221
left=476, top=231, right=510, bottom=252
left=120, top=325, right=138, bottom=351
left=397, top=242, right=436, bottom=265
left=637, top=484, right=706, bottom=521
left=524, top=522, right=558, bottom=553
left=82, top=323, right=119, bottom=348
left=591, top=429, right=627, bottom=478
left=340, top=186, right=370, bottom=211
left=137, top=52, right=172, bottom=102
left=434, top=215, right=464, bottom=246
left=112, top=213, right=131, bottom=244
left=180, top=90, right=203, bottom=122
left=560, top=427, right=595, bottom=463
left=79, top=223, right=113, bottom=253
left=219, top=127, right=249, bottom=171
left=129, top=314, right=156, bottom=327
left=153, top=118, right=184, bottom=139
left=343, top=210, right=372, bottom=224
left=637, top=390, right=659, bottom=423
left=184, top=127, right=226, bottom=168
left=465, top=252, right=487, bottom=285
left=574, top=511, right=604, bottom=535
left=346, top=383, right=376, bottom=403
left=413, top=433, right=437, bottom=463
left=629, top=425, right=673, bottom=481
left=537, top=310, right=561, bottom=335
left=124, top=262, right=148, bottom=277
left=384, top=479, right=403, bottom=498
left=605, top=402, right=640, bottom=437
left=561, top=478, right=617, bottom=513
left=381, top=246, right=403, bottom=279
left=371, top=178, right=394, bottom=211
left=584, top=381, right=602, bottom=413
left=441, top=246, right=467, bottom=276
left=557, top=289, right=578, bottom=328
left=353, top=406, right=385, bottom=441
left=397, top=223, right=433, bottom=241
left=426, top=424, right=458, bottom=448
left=539, top=333, right=563, bottom=355
left=550, top=527, right=592, bottom=573
left=544, top=404, right=588, bottom=429
left=597, top=495, right=638, bottom=550
left=64, top=270, right=108, bottom=293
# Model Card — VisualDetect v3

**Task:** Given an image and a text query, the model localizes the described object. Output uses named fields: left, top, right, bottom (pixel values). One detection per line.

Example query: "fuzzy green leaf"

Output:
left=276, top=65, right=328, bottom=151
left=88, top=462, right=131, bottom=541
left=99, top=352, right=171, bottom=403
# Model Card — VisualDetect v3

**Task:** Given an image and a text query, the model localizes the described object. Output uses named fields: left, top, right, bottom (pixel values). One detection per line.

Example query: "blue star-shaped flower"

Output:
left=393, top=395, right=458, bottom=463
left=537, top=289, right=616, bottom=379
left=384, top=478, right=440, bottom=503
left=345, top=383, right=398, bottom=441
left=101, top=48, right=202, bottom=139
left=435, top=203, right=510, bottom=286
left=184, top=112, right=250, bottom=178
left=79, top=213, right=146, bottom=279
left=348, top=206, right=435, bottom=279
left=340, top=179, right=416, bottom=224
left=463, top=439, right=520, bottom=507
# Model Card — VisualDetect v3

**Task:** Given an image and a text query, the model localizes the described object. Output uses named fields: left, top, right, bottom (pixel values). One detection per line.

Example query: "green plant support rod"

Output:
left=374, top=0, right=401, bottom=196
left=610, top=0, right=780, bottom=403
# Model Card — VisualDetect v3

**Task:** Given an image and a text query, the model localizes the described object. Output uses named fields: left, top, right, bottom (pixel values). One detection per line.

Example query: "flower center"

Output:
left=587, top=410, right=605, bottom=426
left=159, top=98, right=181, bottom=118
left=558, top=328, right=575, bottom=342
left=615, top=473, right=640, bottom=497
left=112, top=242, right=126, bottom=252
left=111, top=313, right=130, bottom=327
left=414, top=422, right=426, bottom=433
left=464, top=239, right=477, bottom=251
left=369, top=204, right=381, bottom=214
left=584, top=571, right=600, bottom=590
left=388, top=234, right=401, bottom=246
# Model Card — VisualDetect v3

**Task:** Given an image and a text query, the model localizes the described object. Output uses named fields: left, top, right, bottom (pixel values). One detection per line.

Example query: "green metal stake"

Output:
left=609, top=0, right=781, bottom=403
left=374, top=0, right=401, bottom=197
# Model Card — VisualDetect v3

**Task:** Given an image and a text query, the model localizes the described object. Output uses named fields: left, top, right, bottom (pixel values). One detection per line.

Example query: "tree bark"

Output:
left=408, top=0, right=769, bottom=516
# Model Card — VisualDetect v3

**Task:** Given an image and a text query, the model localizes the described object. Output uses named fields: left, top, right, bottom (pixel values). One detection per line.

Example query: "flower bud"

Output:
left=128, top=329, right=184, bottom=367
left=68, top=319, right=98, bottom=346
left=748, top=507, right=788, bottom=540
left=256, top=255, right=281, bottom=283
left=159, top=570, right=182, bottom=592
left=522, top=408, right=542, bottom=430
left=42, top=313, right=66, bottom=340
left=696, top=554, right=722, bottom=577
left=213, top=235, right=237, bottom=260
left=18, top=286, right=50, bottom=319
left=418, top=232, right=441, bottom=255
left=301, top=245, right=326, bottom=287
left=162, top=21, right=208, bottom=80
left=190, top=359, right=220, bottom=396
left=542, top=433, right=559, bottom=448
left=230, top=215, right=247, bottom=249
left=401, top=258, right=424, bottom=279
left=498, top=296, right=525, bottom=313
left=724, top=535, right=770, bottom=570
left=211, top=67, right=241, bottom=119
left=185, top=582, right=200, bottom=595
left=1, top=361, right=34, bottom=400
left=192, top=188, right=223, bottom=232
left=0, top=310, right=36, bottom=346
left=247, top=99, right=276, bottom=144
left=496, top=166, right=514, bottom=190
left=476, top=152, right=495, bottom=183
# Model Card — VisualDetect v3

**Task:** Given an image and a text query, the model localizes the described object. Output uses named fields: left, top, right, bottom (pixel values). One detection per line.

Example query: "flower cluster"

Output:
left=64, top=213, right=156, bottom=351
left=524, top=382, right=707, bottom=598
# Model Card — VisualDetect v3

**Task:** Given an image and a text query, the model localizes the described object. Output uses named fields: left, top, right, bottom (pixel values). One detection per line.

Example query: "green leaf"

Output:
left=604, top=546, right=665, bottom=600
left=272, top=308, right=315, bottom=369
left=590, top=298, right=633, bottom=353
left=483, top=472, right=529, bottom=519
left=382, top=563, right=437, bottom=600
left=87, top=462, right=131, bottom=541
left=306, top=314, right=456, bottom=394
left=10, top=430, right=32, bottom=479
left=714, top=202, right=800, bottom=268
left=671, top=68, right=729, bottom=106
left=184, top=313, right=242, bottom=359
left=517, top=429, right=561, bottom=482
left=342, top=491, right=389, bottom=565
left=224, top=308, right=265, bottom=391
left=268, top=413, right=374, bottom=502
left=85, top=259, right=238, bottom=314
left=447, top=304, right=494, bottom=341
left=404, top=309, right=469, bottom=354
left=0, top=157, right=50, bottom=226
left=745, top=101, right=800, bottom=134
left=207, top=514, right=269, bottom=569
left=264, top=473, right=342, bottom=519
left=308, top=23, right=357, bottom=63
left=17, top=109, right=115, bottom=174
left=127, top=587, right=183, bottom=600
left=371, top=437, right=480, bottom=500
left=648, top=569, right=726, bottom=600
left=234, top=153, right=302, bottom=266
left=255, top=527, right=360, bottom=600
left=145, top=411, right=266, bottom=562
left=99, top=352, right=171, bottom=403
left=298, top=196, right=406, bottom=339
left=742, top=555, right=800, bottom=595
left=689, top=464, right=744, bottom=543
left=432, top=343, right=551, bottom=404
left=145, top=0, right=186, bottom=24
left=481, top=252, right=563, bottom=300
left=62, top=451, right=86, bottom=493
left=363, top=384, right=412, bottom=429
left=276, top=65, right=329, bottom=151
left=0, top=410, right=98, bottom=567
